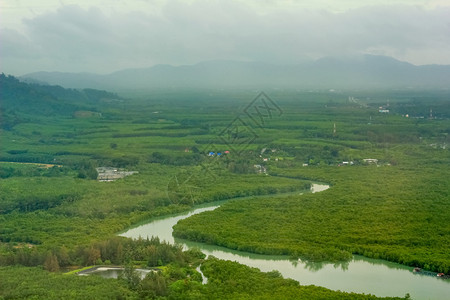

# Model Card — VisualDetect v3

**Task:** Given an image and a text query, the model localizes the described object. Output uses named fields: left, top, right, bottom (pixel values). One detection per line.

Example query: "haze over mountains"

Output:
left=20, top=55, right=450, bottom=91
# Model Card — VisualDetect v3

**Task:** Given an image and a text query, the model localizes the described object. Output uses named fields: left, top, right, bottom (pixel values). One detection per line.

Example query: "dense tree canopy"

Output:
left=0, top=77, right=448, bottom=298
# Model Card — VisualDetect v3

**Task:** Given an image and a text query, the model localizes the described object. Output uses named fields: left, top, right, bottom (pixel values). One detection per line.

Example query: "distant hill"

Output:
left=0, top=74, right=120, bottom=129
left=20, top=55, right=450, bottom=91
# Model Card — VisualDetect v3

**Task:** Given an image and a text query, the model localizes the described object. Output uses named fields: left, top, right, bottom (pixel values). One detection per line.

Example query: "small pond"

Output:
left=79, top=267, right=153, bottom=279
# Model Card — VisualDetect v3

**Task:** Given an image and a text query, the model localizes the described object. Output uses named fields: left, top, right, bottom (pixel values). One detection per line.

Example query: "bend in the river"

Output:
left=120, top=183, right=450, bottom=299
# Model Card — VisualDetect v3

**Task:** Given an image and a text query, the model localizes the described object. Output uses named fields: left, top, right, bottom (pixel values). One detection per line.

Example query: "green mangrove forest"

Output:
left=1, top=74, right=448, bottom=298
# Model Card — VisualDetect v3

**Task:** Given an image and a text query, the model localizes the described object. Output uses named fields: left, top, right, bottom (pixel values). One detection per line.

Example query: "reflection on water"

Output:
left=120, top=184, right=450, bottom=299
left=300, top=259, right=349, bottom=272
left=334, top=261, right=349, bottom=271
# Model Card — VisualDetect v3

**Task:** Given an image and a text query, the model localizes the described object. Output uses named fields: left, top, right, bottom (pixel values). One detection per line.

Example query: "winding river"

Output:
left=120, top=184, right=450, bottom=299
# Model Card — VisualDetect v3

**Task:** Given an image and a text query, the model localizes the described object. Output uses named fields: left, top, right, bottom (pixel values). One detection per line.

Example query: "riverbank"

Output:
left=119, top=183, right=450, bottom=299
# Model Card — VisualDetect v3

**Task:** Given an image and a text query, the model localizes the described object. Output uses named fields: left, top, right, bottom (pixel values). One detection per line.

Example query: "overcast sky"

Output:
left=1, top=0, right=450, bottom=75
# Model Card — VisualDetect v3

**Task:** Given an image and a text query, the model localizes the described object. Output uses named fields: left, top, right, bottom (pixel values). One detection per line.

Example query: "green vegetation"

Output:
left=0, top=266, right=133, bottom=299
left=0, top=256, right=403, bottom=300
left=0, top=74, right=449, bottom=298
left=199, top=257, right=401, bottom=300
left=174, top=163, right=450, bottom=271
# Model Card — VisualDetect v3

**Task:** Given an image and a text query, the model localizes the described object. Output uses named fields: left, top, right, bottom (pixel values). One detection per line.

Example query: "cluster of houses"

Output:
left=363, top=158, right=378, bottom=164
left=378, top=106, right=390, bottom=113
left=96, top=167, right=138, bottom=182
left=302, top=159, right=379, bottom=167
left=338, top=161, right=354, bottom=166
left=207, top=150, right=230, bottom=157
left=338, top=159, right=379, bottom=166
left=253, top=164, right=267, bottom=174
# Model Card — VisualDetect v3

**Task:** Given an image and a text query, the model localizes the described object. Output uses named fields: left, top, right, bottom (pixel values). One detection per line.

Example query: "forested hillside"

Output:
left=0, top=74, right=119, bottom=126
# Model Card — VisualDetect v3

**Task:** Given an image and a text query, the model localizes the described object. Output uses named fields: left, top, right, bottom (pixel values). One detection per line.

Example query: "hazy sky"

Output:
left=1, top=0, right=449, bottom=75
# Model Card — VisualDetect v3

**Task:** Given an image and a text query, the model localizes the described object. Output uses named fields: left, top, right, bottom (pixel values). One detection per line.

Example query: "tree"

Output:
left=44, top=252, right=60, bottom=272
left=139, top=271, right=168, bottom=298
left=86, top=247, right=101, bottom=265
left=56, top=246, right=70, bottom=267
left=119, top=263, right=141, bottom=290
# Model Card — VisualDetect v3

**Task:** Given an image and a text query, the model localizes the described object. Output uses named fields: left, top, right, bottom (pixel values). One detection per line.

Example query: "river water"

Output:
left=120, top=184, right=450, bottom=299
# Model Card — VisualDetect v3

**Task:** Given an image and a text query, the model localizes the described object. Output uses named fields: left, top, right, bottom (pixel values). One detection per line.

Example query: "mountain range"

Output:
left=20, top=55, right=450, bottom=91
